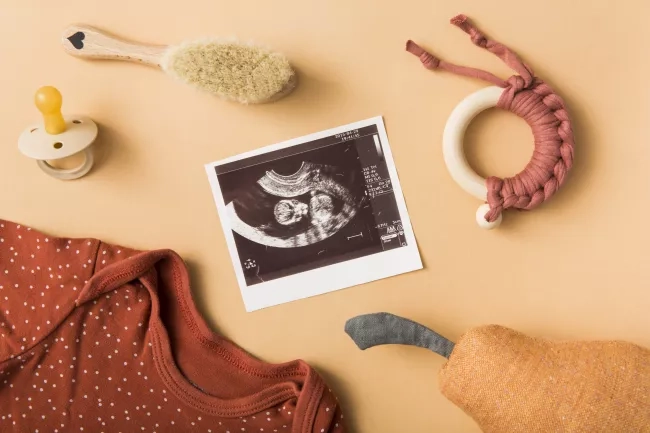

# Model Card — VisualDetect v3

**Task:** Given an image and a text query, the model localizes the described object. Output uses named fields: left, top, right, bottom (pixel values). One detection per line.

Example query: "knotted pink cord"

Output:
left=407, top=14, right=574, bottom=222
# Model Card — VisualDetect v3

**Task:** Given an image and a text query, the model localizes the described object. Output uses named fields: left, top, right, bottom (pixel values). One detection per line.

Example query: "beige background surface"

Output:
left=1, top=1, right=649, bottom=431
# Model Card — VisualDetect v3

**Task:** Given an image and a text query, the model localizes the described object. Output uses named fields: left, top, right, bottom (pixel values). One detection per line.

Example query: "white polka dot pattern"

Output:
left=0, top=220, right=346, bottom=432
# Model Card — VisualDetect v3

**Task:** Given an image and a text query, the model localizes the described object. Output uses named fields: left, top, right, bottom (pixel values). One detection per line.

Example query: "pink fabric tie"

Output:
left=407, top=15, right=575, bottom=223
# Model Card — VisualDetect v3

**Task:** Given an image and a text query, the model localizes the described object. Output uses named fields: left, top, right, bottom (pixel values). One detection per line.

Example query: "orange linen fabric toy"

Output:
left=345, top=313, right=650, bottom=432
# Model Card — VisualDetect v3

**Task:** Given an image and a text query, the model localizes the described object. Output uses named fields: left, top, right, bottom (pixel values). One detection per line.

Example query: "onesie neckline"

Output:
left=76, top=247, right=325, bottom=432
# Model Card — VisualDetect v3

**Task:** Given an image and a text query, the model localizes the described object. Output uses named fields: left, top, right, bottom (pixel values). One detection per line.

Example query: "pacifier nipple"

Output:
left=35, top=86, right=67, bottom=135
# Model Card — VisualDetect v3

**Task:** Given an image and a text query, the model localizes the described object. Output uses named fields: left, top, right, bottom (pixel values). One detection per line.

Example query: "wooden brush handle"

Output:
left=61, top=24, right=167, bottom=67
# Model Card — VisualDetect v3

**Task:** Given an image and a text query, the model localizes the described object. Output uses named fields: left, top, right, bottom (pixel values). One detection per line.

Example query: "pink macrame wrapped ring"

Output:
left=408, top=15, right=574, bottom=229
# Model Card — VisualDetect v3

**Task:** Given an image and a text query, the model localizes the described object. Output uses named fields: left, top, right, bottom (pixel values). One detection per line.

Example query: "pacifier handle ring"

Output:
left=443, top=86, right=503, bottom=229
left=36, top=147, right=94, bottom=181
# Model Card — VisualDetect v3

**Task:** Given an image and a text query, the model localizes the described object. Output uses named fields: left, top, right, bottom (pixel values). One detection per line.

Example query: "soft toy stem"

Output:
left=345, top=312, right=455, bottom=358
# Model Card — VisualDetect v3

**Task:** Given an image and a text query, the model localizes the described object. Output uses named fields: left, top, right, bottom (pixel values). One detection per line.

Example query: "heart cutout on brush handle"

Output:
left=67, top=32, right=85, bottom=50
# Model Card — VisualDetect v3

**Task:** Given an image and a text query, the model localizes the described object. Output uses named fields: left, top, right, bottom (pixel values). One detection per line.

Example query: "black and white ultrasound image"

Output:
left=216, top=125, right=407, bottom=286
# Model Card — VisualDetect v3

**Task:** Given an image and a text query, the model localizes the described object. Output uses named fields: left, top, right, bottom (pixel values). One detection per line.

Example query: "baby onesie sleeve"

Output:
left=0, top=219, right=99, bottom=362
left=307, top=384, right=347, bottom=432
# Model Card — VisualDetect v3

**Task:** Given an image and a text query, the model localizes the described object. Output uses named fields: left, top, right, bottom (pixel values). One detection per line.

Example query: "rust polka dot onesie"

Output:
left=0, top=219, right=345, bottom=433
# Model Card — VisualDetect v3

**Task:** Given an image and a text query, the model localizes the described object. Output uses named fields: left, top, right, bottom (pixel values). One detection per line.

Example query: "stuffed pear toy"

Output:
left=345, top=313, right=650, bottom=432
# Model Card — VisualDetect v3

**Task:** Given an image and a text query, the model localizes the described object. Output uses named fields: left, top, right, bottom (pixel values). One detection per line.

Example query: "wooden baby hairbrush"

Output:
left=61, top=24, right=297, bottom=104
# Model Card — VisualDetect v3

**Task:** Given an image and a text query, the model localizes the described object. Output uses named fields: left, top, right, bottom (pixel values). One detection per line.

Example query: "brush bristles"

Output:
left=162, top=38, right=296, bottom=104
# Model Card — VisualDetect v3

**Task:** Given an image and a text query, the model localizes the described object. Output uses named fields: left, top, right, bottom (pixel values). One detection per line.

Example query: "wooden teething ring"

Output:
left=443, top=86, right=503, bottom=229
left=408, top=14, right=575, bottom=229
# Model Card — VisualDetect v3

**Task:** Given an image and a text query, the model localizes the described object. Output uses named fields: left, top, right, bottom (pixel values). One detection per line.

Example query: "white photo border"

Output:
left=205, top=116, right=422, bottom=312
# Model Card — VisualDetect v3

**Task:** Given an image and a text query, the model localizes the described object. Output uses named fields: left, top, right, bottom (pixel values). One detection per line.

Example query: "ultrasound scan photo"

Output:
left=206, top=117, right=422, bottom=311
left=226, top=160, right=363, bottom=249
